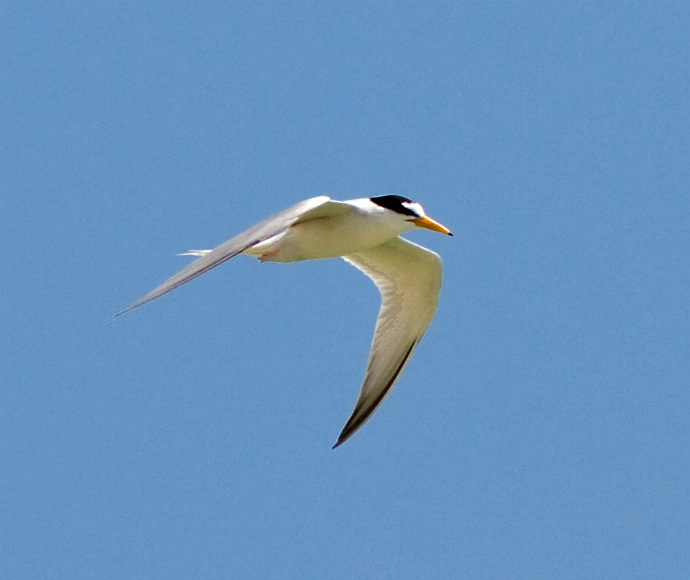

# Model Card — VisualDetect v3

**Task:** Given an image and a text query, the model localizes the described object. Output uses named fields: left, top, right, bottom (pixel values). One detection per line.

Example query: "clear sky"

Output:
left=2, top=3, right=688, bottom=579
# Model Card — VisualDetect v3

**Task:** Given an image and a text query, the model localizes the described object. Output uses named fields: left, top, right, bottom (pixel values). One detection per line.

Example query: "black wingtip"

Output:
left=332, top=424, right=356, bottom=449
left=103, top=312, right=121, bottom=325
left=104, top=305, right=136, bottom=325
left=332, top=426, right=355, bottom=449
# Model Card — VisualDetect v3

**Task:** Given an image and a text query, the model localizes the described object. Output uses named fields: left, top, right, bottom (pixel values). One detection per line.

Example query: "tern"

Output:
left=109, top=195, right=452, bottom=448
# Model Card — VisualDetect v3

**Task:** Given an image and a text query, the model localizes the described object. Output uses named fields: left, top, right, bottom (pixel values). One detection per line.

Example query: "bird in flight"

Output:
left=109, top=195, right=452, bottom=448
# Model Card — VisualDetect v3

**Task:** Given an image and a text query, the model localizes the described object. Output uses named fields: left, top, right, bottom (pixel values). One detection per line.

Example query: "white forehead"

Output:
left=402, top=201, right=425, bottom=216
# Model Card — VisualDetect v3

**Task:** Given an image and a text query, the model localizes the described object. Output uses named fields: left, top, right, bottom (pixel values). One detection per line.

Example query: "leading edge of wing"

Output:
left=333, top=237, right=443, bottom=448
left=106, top=196, right=333, bottom=322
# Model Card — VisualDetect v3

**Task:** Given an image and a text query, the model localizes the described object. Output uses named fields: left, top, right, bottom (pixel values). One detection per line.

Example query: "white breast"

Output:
left=246, top=204, right=416, bottom=263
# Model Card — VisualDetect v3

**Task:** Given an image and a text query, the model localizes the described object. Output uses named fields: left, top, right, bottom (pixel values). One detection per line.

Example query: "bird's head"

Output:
left=369, top=195, right=453, bottom=236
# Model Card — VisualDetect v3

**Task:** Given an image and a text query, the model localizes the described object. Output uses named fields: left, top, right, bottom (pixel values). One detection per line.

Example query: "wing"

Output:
left=333, top=237, right=443, bottom=448
left=108, top=196, right=347, bottom=321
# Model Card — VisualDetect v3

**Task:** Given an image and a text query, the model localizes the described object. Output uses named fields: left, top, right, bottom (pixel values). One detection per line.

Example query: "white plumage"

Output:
left=109, top=195, right=452, bottom=448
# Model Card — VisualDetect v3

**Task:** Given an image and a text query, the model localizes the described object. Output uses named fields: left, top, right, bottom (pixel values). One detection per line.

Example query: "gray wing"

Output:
left=108, top=196, right=341, bottom=321
left=333, top=237, right=443, bottom=448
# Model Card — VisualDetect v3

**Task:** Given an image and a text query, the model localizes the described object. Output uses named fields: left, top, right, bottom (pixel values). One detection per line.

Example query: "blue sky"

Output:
left=2, top=3, right=688, bottom=579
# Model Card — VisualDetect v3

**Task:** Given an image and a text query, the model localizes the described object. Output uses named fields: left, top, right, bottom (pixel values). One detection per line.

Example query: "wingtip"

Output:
left=104, top=303, right=138, bottom=325
left=331, top=429, right=352, bottom=450
left=331, top=427, right=352, bottom=449
left=104, top=311, right=126, bottom=325
left=104, top=312, right=120, bottom=325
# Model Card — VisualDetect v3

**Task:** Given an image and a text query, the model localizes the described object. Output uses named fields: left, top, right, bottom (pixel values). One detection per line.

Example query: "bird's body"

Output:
left=109, top=195, right=452, bottom=448
left=245, top=198, right=415, bottom=262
